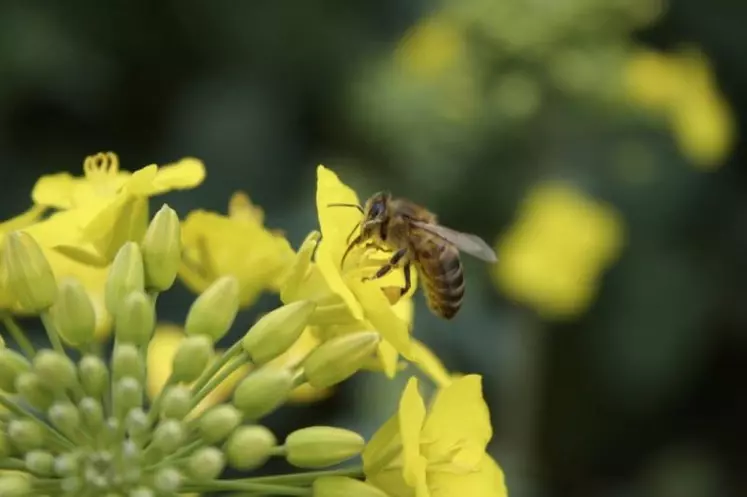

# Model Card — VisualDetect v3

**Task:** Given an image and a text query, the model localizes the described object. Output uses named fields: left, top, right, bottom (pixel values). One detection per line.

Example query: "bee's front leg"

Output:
left=362, top=248, right=407, bottom=282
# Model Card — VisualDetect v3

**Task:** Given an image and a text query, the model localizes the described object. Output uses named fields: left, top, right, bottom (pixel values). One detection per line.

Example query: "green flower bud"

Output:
left=0, top=431, right=10, bottom=458
left=115, top=291, right=155, bottom=346
left=2, top=231, right=57, bottom=312
left=54, top=451, right=80, bottom=476
left=225, top=425, right=277, bottom=470
left=171, top=334, right=213, bottom=383
left=303, top=331, right=380, bottom=389
left=105, top=242, right=144, bottom=317
left=242, top=300, right=316, bottom=364
left=153, top=467, right=182, bottom=494
left=114, top=377, right=143, bottom=414
left=7, top=419, right=44, bottom=453
left=25, top=449, right=55, bottom=476
left=78, top=397, right=104, bottom=435
left=142, top=204, right=181, bottom=291
left=285, top=426, right=365, bottom=469
left=33, top=349, right=78, bottom=393
left=160, top=384, right=191, bottom=420
left=48, top=401, right=80, bottom=438
left=0, top=473, right=31, bottom=497
left=184, top=275, right=239, bottom=342
left=313, top=477, right=390, bottom=497
left=61, top=475, right=81, bottom=493
left=199, top=404, right=241, bottom=444
left=152, top=419, right=185, bottom=453
left=52, top=277, right=96, bottom=347
left=0, top=348, right=31, bottom=392
left=15, top=372, right=54, bottom=410
left=126, top=408, right=150, bottom=443
left=232, top=366, right=293, bottom=420
left=187, top=446, right=225, bottom=481
left=78, top=355, right=109, bottom=398
left=112, top=343, right=145, bottom=382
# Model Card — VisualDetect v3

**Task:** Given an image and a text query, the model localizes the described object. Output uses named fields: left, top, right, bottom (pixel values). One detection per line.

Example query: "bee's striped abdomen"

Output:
left=416, top=242, right=465, bottom=320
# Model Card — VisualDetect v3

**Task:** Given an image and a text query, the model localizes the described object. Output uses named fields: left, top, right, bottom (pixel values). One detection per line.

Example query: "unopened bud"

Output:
left=48, top=402, right=80, bottom=438
left=303, top=331, right=380, bottom=389
left=15, top=372, right=54, bottom=410
left=225, top=425, right=277, bottom=470
left=33, top=349, right=77, bottom=393
left=285, top=426, right=365, bottom=469
left=199, top=404, right=241, bottom=444
left=184, top=276, right=239, bottom=342
left=141, top=204, right=181, bottom=291
left=3, top=231, right=57, bottom=312
left=105, top=242, right=144, bottom=316
left=25, top=450, right=55, bottom=476
left=171, top=335, right=213, bottom=383
left=232, top=367, right=293, bottom=420
left=153, top=467, right=182, bottom=494
left=0, top=346, right=31, bottom=393
left=114, top=377, right=143, bottom=414
left=52, top=278, right=95, bottom=347
left=78, top=355, right=109, bottom=398
left=126, top=408, right=149, bottom=441
left=152, top=419, right=186, bottom=453
left=242, top=300, right=316, bottom=364
left=160, top=384, right=192, bottom=420
left=186, top=447, right=225, bottom=481
left=8, top=419, right=44, bottom=453
left=0, top=473, right=31, bottom=497
left=115, top=291, right=154, bottom=346
left=78, top=397, right=104, bottom=434
left=112, top=343, right=145, bottom=382
left=313, top=477, right=390, bottom=497
left=54, top=452, right=80, bottom=476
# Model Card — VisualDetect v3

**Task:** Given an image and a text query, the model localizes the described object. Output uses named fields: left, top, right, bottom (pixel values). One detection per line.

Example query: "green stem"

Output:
left=189, top=340, right=244, bottom=397
left=189, top=353, right=249, bottom=412
left=247, top=467, right=364, bottom=485
left=146, top=375, right=174, bottom=426
left=1, top=315, right=35, bottom=358
left=0, top=394, right=75, bottom=451
left=181, top=480, right=311, bottom=496
left=144, top=437, right=203, bottom=469
left=40, top=311, right=65, bottom=355
left=0, top=458, right=26, bottom=470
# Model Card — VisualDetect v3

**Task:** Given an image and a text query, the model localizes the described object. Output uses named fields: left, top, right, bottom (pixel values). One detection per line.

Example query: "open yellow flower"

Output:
left=363, top=375, right=508, bottom=497
left=30, top=151, right=205, bottom=266
left=493, top=182, right=624, bottom=320
left=179, top=192, right=295, bottom=308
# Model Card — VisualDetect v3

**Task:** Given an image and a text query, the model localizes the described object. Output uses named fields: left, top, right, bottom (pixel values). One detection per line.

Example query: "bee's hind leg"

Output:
left=400, top=262, right=412, bottom=296
left=362, top=248, right=407, bottom=282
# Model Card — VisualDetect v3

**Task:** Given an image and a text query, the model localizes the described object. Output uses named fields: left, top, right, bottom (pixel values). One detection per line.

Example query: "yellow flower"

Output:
left=179, top=192, right=295, bottom=308
left=624, top=47, right=735, bottom=170
left=363, top=375, right=508, bottom=497
left=395, top=16, right=466, bottom=79
left=30, top=151, right=205, bottom=265
left=493, top=182, right=624, bottom=320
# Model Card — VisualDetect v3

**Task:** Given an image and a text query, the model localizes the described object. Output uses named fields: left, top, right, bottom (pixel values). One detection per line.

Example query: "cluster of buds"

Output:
left=0, top=205, right=386, bottom=497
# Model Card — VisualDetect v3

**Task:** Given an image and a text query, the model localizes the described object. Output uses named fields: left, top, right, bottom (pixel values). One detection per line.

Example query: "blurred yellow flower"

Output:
left=30, top=151, right=205, bottom=265
left=179, top=192, right=295, bottom=309
left=395, top=15, right=466, bottom=79
left=363, top=375, right=507, bottom=497
left=625, top=46, right=735, bottom=170
left=493, top=182, right=624, bottom=320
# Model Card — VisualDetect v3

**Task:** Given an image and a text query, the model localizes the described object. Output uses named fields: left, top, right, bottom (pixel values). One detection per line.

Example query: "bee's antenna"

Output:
left=327, top=203, right=364, bottom=213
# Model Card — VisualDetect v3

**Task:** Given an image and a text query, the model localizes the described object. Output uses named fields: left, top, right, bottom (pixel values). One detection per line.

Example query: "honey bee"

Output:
left=330, top=192, right=497, bottom=320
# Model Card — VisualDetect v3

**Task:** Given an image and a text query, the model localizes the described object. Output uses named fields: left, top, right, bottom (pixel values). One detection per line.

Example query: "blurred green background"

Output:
left=1, top=1, right=745, bottom=496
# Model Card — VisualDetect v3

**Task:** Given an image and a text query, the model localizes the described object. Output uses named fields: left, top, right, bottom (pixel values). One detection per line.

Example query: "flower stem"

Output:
left=190, top=340, right=244, bottom=396
left=189, top=353, right=249, bottom=412
left=40, top=311, right=65, bottom=355
left=1, top=315, right=36, bottom=358
left=181, top=480, right=311, bottom=495
left=0, top=394, right=75, bottom=451
left=0, top=458, right=26, bottom=470
left=247, top=467, right=364, bottom=484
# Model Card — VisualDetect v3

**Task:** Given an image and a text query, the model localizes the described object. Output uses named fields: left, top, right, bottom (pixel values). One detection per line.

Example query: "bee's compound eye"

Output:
left=370, top=201, right=383, bottom=218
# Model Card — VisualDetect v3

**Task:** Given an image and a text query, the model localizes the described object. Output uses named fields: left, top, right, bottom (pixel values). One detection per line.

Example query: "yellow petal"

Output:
left=398, top=378, right=429, bottom=497
left=316, top=240, right=364, bottom=320
left=421, top=375, right=491, bottom=470
left=410, top=340, right=451, bottom=388
left=428, top=455, right=508, bottom=497
left=31, top=173, right=78, bottom=209
left=375, top=339, right=399, bottom=378
left=82, top=195, right=149, bottom=263
left=0, top=205, right=47, bottom=234
left=192, top=359, right=250, bottom=418
left=315, top=165, right=362, bottom=267
left=124, top=165, right=159, bottom=195
left=349, top=278, right=412, bottom=358
left=363, top=416, right=403, bottom=476
left=148, top=158, right=206, bottom=195
left=280, top=232, right=321, bottom=303
left=146, top=325, right=185, bottom=399
left=228, top=191, right=265, bottom=224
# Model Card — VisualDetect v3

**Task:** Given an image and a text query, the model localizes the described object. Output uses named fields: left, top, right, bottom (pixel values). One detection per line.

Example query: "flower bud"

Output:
left=285, top=426, right=365, bottom=469
left=225, top=425, right=277, bottom=470
left=112, top=343, right=145, bottom=382
left=48, top=401, right=80, bottom=438
left=152, top=419, right=186, bottom=453
left=303, top=331, right=380, bottom=389
left=126, top=408, right=149, bottom=441
left=15, top=372, right=54, bottom=410
left=160, top=385, right=191, bottom=420
left=78, top=355, right=109, bottom=398
left=242, top=300, right=316, bottom=364
left=184, top=276, right=239, bottom=342
left=78, top=397, right=104, bottom=434
left=141, top=204, right=181, bottom=291
left=33, top=349, right=78, bottom=393
left=8, top=419, right=44, bottom=453
left=171, top=334, right=213, bottom=383
left=54, top=451, right=80, bottom=476
left=2, top=231, right=57, bottom=312
left=105, top=242, right=144, bottom=317
left=232, top=367, right=293, bottom=420
left=186, top=446, right=225, bottom=481
left=199, top=404, right=241, bottom=444
left=153, top=467, right=182, bottom=494
left=52, top=277, right=96, bottom=347
left=25, top=449, right=55, bottom=476
left=0, top=473, right=31, bottom=497
left=114, top=377, right=143, bottom=414
left=115, top=291, right=154, bottom=346
left=313, top=477, right=390, bottom=497
left=0, top=348, right=31, bottom=392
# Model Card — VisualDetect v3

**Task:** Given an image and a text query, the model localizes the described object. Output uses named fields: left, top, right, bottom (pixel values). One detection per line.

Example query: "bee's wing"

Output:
left=410, top=220, right=498, bottom=263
